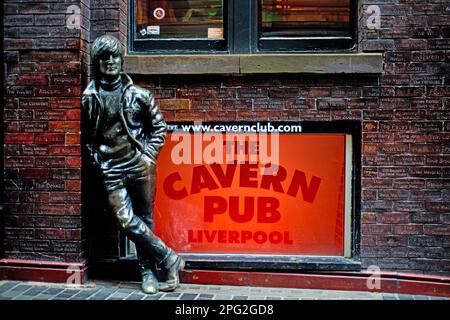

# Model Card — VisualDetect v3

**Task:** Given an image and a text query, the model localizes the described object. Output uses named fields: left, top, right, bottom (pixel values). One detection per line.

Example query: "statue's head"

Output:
left=91, top=35, right=124, bottom=80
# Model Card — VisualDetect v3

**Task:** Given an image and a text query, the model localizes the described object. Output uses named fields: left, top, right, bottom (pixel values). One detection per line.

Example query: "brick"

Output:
left=19, top=168, right=49, bottom=179
left=378, top=190, right=409, bottom=201
left=35, top=157, right=66, bottom=168
left=361, top=224, right=392, bottom=235
left=66, top=157, right=82, bottom=168
left=384, top=51, right=411, bottom=63
left=21, top=122, right=48, bottom=133
left=378, top=167, right=408, bottom=178
left=50, top=169, right=81, bottom=180
left=51, top=75, right=81, bottom=86
left=362, top=39, right=394, bottom=51
left=35, top=204, right=81, bottom=216
left=379, top=122, right=410, bottom=132
left=34, top=14, right=66, bottom=26
left=33, top=180, right=66, bottom=191
left=409, top=167, right=442, bottom=178
left=429, top=39, right=450, bottom=49
left=409, top=236, right=442, bottom=247
left=393, top=201, right=425, bottom=212
left=395, top=39, right=427, bottom=50
left=18, top=74, right=49, bottom=86
left=49, top=121, right=81, bottom=133
left=49, top=192, right=81, bottom=204
left=49, top=146, right=81, bottom=156
left=394, top=109, right=426, bottom=120
left=423, top=225, right=450, bottom=236
left=65, top=133, right=81, bottom=145
left=35, top=110, right=67, bottom=121
left=394, top=87, right=425, bottom=97
left=18, top=3, right=50, bottom=14
left=66, top=180, right=82, bottom=191
left=377, top=236, right=409, bottom=247
left=410, top=144, right=441, bottom=154
left=393, top=225, right=423, bottom=235
left=158, top=99, right=191, bottom=110
left=425, top=202, right=450, bottom=213
left=49, top=98, right=81, bottom=109
left=6, top=86, right=34, bottom=96
left=362, top=144, right=377, bottom=155
left=285, top=99, right=315, bottom=109
left=36, top=86, right=81, bottom=97
left=5, top=133, right=35, bottom=144
left=35, top=229, right=66, bottom=240
left=34, top=133, right=65, bottom=145
left=377, top=213, right=409, bottom=224
left=378, top=143, right=409, bottom=154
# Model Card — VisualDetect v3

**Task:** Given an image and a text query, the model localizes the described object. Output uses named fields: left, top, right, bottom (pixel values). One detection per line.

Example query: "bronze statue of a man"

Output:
left=82, top=35, right=184, bottom=294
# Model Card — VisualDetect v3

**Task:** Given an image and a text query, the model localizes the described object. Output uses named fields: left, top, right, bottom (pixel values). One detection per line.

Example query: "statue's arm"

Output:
left=81, top=94, right=96, bottom=164
left=143, top=90, right=167, bottom=161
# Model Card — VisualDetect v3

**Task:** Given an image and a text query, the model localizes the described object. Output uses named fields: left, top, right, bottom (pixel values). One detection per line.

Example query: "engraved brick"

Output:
left=50, top=169, right=81, bottom=180
left=379, top=143, right=409, bottom=154
left=35, top=157, right=66, bottom=168
left=378, top=167, right=408, bottom=178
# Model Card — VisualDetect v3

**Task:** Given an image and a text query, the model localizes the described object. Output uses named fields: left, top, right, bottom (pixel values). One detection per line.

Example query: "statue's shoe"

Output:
left=141, top=270, right=159, bottom=294
left=158, top=256, right=185, bottom=292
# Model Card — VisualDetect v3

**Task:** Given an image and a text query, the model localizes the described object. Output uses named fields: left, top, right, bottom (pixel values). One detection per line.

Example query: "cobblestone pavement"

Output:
left=0, top=280, right=448, bottom=300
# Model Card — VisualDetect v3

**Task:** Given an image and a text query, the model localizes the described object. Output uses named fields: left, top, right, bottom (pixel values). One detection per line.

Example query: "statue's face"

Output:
left=99, top=53, right=122, bottom=78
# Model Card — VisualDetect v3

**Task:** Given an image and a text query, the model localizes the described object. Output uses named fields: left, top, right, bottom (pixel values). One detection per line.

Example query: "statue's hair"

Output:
left=91, top=35, right=124, bottom=77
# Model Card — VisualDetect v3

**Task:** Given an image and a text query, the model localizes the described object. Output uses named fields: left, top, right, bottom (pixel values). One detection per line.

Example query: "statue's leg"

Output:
left=126, top=163, right=158, bottom=286
left=125, top=154, right=184, bottom=291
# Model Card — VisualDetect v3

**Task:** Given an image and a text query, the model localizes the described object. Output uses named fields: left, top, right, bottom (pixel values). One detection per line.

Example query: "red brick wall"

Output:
left=2, top=0, right=450, bottom=275
left=3, top=0, right=90, bottom=263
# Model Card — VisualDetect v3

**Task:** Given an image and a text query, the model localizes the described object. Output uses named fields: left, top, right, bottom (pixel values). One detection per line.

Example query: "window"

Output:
left=130, top=0, right=356, bottom=53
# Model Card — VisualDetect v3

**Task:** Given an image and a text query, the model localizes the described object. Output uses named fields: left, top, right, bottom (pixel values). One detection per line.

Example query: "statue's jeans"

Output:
left=100, top=150, right=175, bottom=268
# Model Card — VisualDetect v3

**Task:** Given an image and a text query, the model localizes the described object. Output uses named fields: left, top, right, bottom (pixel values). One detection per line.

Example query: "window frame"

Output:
left=130, top=0, right=229, bottom=53
left=129, top=0, right=358, bottom=54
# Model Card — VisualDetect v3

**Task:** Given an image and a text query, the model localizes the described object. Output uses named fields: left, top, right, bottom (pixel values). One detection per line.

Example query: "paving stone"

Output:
left=382, top=294, right=399, bottom=300
left=0, top=280, right=446, bottom=301
left=247, top=295, right=267, bottom=300
left=0, top=281, right=20, bottom=292
left=32, top=294, right=54, bottom=300
left=144, top=293, right=164, bottom=300
left=89, top=288, right=118, bottom=300
left=43, top=288, right=64, bottom=295
left=213, top=294, right=233, bottom=300
left=70, top=288, right=101, bottom=300
left=165, top=292, right=181, bottom=298
left=127, top=293, right=146, bottom=300
left=180, top=293, right=198, bottom=300
left=20, top=286, right=47, bottom=297
left=232, top=295, right=249, bottom=300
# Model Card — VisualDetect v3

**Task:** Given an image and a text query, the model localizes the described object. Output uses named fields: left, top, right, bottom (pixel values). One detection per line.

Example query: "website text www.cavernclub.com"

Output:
left=167, top=122, right=302, bottom=133
left=164, top=122, right=303, bottom=171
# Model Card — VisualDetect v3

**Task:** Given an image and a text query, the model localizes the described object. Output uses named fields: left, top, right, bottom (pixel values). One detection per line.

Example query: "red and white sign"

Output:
left=154, top=131, right=347, bottom=256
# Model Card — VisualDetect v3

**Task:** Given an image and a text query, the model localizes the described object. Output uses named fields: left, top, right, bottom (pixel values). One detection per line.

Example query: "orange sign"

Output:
left=154, top=132, right=346, bottom=256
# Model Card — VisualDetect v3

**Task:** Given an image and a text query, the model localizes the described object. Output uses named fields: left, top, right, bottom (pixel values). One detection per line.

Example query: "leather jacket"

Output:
left=82, top=72, right=167, bottom=167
